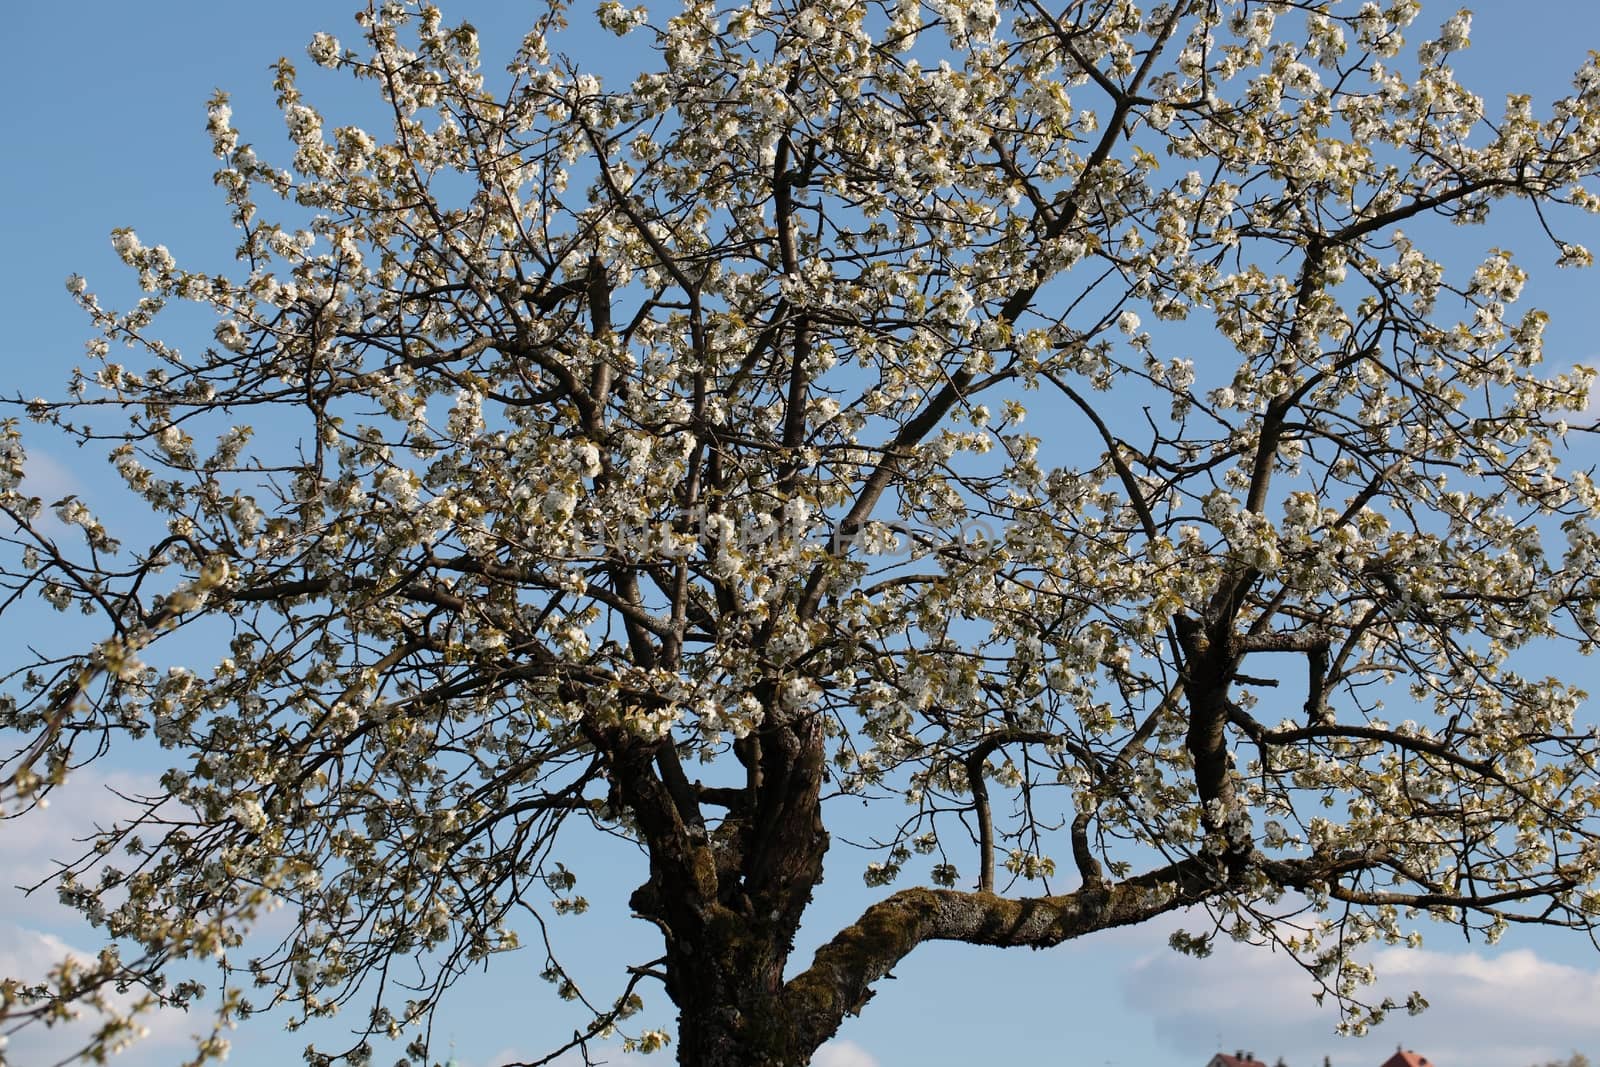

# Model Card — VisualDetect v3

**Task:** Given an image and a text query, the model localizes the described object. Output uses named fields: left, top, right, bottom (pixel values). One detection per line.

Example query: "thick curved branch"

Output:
left=783, top=848, right=1368, bottom=1056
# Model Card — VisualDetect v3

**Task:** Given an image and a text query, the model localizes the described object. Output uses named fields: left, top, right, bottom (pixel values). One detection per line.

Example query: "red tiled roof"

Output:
left=1381, top=1052, right=1435, bottom=1067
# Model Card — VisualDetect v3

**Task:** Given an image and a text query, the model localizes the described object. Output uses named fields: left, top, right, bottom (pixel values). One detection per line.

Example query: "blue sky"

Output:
left=4, top=3, right=1600, bottom=1067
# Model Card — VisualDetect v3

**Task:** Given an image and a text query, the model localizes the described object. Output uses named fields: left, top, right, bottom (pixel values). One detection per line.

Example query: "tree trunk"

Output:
left=669, top=919, right=804, bottom=1067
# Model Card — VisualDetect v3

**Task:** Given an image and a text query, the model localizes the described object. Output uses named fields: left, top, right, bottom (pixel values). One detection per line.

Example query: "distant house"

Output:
left=1207, top=1054, right=1270, bottom=1067
left=1380, top=1051, right=1436, bottom=1067
left=1203, top=1047, right=1436, bottom=1067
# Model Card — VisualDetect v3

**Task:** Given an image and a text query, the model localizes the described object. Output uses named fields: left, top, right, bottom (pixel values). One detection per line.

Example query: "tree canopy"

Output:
left=5, top=0, right=1600, bottom=1064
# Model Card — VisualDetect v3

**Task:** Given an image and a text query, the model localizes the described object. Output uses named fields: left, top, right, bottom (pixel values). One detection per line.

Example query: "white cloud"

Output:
left=0, top=768, right=211, bottom=1066
left=814, top=1038, right=881, bottom=1067
left=3, top=767, right=159, bottom=925
left=17, top=445, right=80, bottom=495
left=1580, top=361, right=1600, bottom=417
left=1362, top=945, right=1600, bottom=1066
left=1121, top=914, right=1600, bottom=1067
left=16, top=446, right=84, bottom=538
left=0, top=923, right=86, bottom=985
left=0, top=922, right=194, bottom=1066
